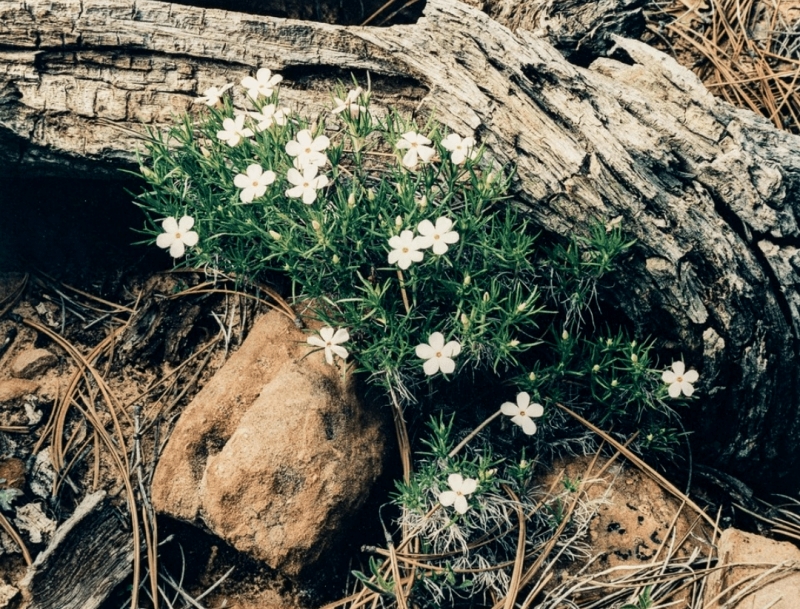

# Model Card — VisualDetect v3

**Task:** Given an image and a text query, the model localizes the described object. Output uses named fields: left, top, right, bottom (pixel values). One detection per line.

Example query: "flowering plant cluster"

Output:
left=135, top=69, right=701, bottom=607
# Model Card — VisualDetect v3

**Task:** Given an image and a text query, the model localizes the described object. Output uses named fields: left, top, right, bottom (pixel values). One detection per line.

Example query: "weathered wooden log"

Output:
left=1, top=0, right=799, bottom=492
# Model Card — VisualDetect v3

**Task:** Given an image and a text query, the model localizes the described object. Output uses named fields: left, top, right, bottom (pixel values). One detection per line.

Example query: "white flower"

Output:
left=217, top=114, right=254, bottom=147
left=441, top=133, right=477, bottom=165
left=415, top=332, right=461, bottom=376
left=416, top=216, right=460, bottom=255
left=500, top=392, right=544, bottom=435
left=395, top=131, right=435, bottom=169
left=241, top=68, right=282, bottom=100
left=332, top=87, right=366, bottom=116
left=156, top=216, right=199, bottom=258
left=438, top=473, right=477, bottom=514
left=662, top=361, right=699, bottom=398
left=307, top=326, right=350, bottom=365
left=286, top=129, right=330, bottom=169
left=387, top=230, right=425, bottom=270
left=196, top=83, right=233, bottom=106
left=233, top=164, right=276, bottom=203
left=285, top=165, right=329, bottom=204
left=248, top=104, right=289, bottom=131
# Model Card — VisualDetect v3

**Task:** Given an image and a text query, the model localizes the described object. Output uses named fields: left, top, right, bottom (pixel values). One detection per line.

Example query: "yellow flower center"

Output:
left=175, top=232, right=182, bottom=239
left=402, top=247, right=409, bottom=253
left=252, top=180, right=259, bottom=187
left=676, top=375, right=684, bottom=383
left=433, top=234, right=440, bottom=240
left=435, top=351, right=442, bottom=358
left=303, top=181, right=310, bottom=188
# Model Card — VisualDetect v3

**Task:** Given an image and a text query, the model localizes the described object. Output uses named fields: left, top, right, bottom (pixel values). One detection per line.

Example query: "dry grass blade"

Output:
left=648, top=0, right=800, bottom=132
left=557, top=403, right=717, bottom=531
left=0, top=510, right=32, bottom=565
left=20, top=317, right=143, bottom=609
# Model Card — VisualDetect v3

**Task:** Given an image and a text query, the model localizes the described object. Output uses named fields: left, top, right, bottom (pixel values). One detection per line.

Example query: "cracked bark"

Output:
left=1, top=0, right=799, bottom=492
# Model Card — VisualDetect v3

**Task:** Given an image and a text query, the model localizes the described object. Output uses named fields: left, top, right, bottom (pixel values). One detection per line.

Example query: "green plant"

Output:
left=133, top=70, right=702, bottom=607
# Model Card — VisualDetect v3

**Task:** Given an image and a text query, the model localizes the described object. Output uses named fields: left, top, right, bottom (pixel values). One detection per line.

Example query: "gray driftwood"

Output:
left=1, top=0, right=799, bottom=491
left=19, top=491, right=134, bottom=609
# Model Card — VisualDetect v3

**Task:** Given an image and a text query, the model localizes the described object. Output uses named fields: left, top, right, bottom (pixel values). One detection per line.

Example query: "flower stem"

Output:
left=448, top=409, right=503, bottom=458
left=396, top=269, right=411, bottom=314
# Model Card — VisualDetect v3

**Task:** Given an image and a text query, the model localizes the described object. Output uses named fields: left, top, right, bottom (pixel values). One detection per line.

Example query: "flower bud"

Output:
left=592, top=364, right=600, bottom=372
left=269, top=230, right=281, bottom=241
left=460, top=313, right=469, bottom=328
left=611, top=379, right=619, bottom=387
left=139, top=166, right=155, bottom=179
left=631, top=354, right=638, bottom=363
left=606, top=338, right=613, bottom=346
left=332, top=254, right=340, bottom=264
left=395, top=215, right=403, bottom=227
left=508, top=339, right=520, bottom=347
left=562, top=330, right=569, bottom=341
left=630, top=341, right=637, bottom=348
left=312, top=220, right=321, bottom=231
left=463, top=274, right=471, bottom=286
left=529, top=372, right=536, bottom=382
left=483, top=292, right=490, bottom=303
left=418, top=195, right=428, bottom=209
left=200, top=146, right=211, bottom=159
left=517, top=302, right=527, bottom=312
left=347, top=192, right=356, bottom=208
left=519, top=460, right=528, bottom=469
left=367, top=189, right=376, bottom=201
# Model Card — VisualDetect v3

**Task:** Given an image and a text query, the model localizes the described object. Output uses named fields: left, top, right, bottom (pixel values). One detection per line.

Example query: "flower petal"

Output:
left=417, top=219, right=435, bottom=237
left=402, top=149, right=418, bottom=169
left=162, top=217, right=178, bottom=233
left=434, top=217, right=453, bottom=233
left=415, top=344, right=435, bottom=359
left=319, top=327, right=334, bottom=342
left=454, top=495, right=469, bottom=514
left=330, top=345, right=349, bottom=360
left=428, top=332, right=445, bottom=350
left=169, top=240, right=186, bottom=258
left=459, top=478, right=477, bottom=495
left=672, top=361, right=686, bottom=376
left=156, top=233, right=174, bottom=249
left=662, top=370, right=677, bottom=384
left=519, top=417, right=537, bottom=435
left=443, top=340, right=461, bottom=357
left=501, top=402, right=518, bottom=416
left=181, top=231, right=199, bottom=247
left=668, top=382, right=682, bottom=398
left=439, top=490, right=457, bottom=507
left=307, top=336, right=326, bottom=348
left=323, top=346, right=334, bottom=366
left=681, top=381, right=695, bottom=397
left=683, top=370, right=699, bottom=383
left=524, top=402, right=544, bottom=418
left=516, top=392, right=530, bottom=409
left=332, top=328, right=349, bottom=344
left=438, top=356, right=455, bottom=374
left=447, top=473, right=464, bottom=490
left=422, top=358, right=440, bottom=376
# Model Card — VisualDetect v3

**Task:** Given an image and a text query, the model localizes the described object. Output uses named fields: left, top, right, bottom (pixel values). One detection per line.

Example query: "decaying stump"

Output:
left=1, top=0, right=799, bottom=492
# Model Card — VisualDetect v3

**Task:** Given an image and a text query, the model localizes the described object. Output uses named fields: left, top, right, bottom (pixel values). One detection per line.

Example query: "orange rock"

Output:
left=152, top=310, right=386, bottom=577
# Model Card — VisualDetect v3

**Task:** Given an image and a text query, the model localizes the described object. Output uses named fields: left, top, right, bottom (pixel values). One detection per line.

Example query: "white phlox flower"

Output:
left=415, top=332, right=461, bottom=376
left=241, top=68, right=282, bottom=100
left=286, top=129, right=330, bottom=169
left=438, top=473, right=477, bottom=514
left=441, top=133, right=477, bottom=165
left=307, top=326, right=350, bottom=365
left=500, top=391, right=544, bottom=435
left=387, top=230, right=425, bottom=270
left=248, top=104, right=289, bottom=131
left=662, top=361, right=699, bottom=398
left=332, top=87, right=366, bottom=116
left=217, top=114, right=254, bottom=147
left=196, top=83, right=233, bottom=106
left=285, top=165, right=329, bottom=205
left=395, top=131, right=435, bottom=169
left=417, top=216, right=460, bottom=255
left=233, top=164, right=276, bottom=203
left=156, top=216, right=199, bottom=258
